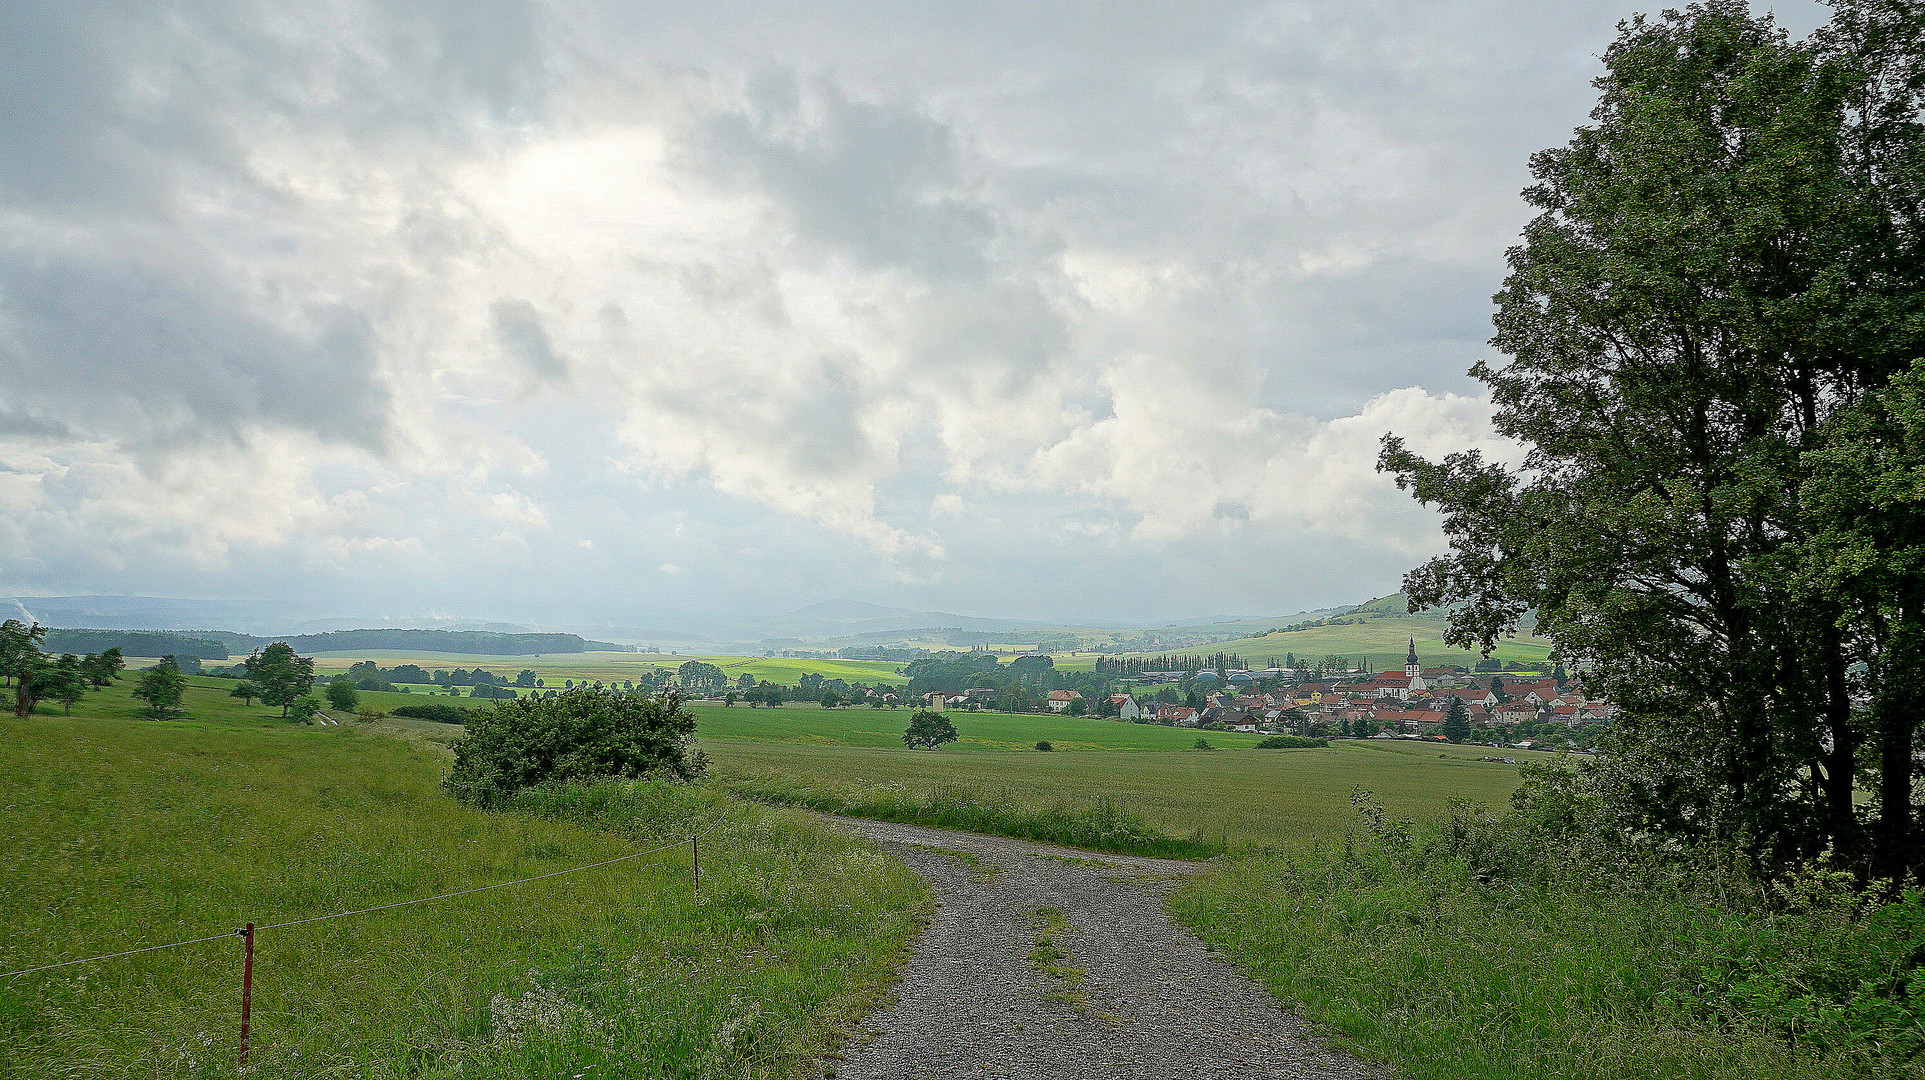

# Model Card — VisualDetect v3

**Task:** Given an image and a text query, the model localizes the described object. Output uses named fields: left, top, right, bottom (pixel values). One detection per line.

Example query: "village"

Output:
left=916, top=639, right=1613, bottom=746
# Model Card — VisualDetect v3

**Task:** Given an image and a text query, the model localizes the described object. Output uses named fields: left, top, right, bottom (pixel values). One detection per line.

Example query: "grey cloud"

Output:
left=0, top=250, right=391, bottom=453
left=0, top=408, right=78, bottom=442
left=491, top=299, right=569, bottom=384
left=694, top=72, right=995, bottom=281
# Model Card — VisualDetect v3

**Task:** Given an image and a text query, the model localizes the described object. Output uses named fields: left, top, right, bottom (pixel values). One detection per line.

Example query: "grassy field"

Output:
left=705, top=737, right=1527, bottom=849
left=690, top=703, right=1276, bottom=752
left=1172, top=615, right=1555, bottom=669
left=0, top=679, right=925, bottom=1079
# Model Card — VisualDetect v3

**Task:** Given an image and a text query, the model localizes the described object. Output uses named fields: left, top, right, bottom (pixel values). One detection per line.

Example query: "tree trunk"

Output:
left=1817, top=637, right=1862, bottom=866
left=1873, top=613, right=1923, bottom=885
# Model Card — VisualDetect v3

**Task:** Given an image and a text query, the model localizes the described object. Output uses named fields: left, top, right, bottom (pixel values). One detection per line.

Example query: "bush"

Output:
left=1255, top=735, right=1327, bottom=749
left=325, top=681, right=359, bottom=711
left=447, top=687, right=704, bottom=800
left=1192, top=738, right=1214, bottom=750
left=390, top=703, right=480, bottom=725
left=1035, top=741, right=1053, bottom=751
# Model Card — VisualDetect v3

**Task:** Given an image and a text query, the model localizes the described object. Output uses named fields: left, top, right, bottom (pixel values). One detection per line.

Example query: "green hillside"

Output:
left=1161, top=594, right=1555, bottom=669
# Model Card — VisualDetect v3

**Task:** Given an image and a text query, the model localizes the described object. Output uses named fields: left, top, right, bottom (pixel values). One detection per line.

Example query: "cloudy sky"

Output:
left=0, top=0, right=1831, bottom=629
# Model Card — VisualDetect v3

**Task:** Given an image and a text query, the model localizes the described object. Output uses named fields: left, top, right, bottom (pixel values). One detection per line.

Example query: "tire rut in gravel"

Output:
left=823, top=817, right=1382, bottom=1080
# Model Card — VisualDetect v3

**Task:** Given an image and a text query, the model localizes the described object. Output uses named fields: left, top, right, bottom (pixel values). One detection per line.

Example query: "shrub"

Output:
left=325, top=681, right=359, bottom=711
left=447, top=687, right=704, bottom=800
left=1192, top=738, right=1214, bottom=750
left=1255, top=735, right=1327, bottom=749
left=1035, top=741, right=1053, bottom=751
left=390, top=703, right=479, bottom=724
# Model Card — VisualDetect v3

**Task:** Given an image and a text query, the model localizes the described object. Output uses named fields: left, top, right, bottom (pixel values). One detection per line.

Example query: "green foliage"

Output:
left=287, top=697, right=321, bottom=724
left=324, top=680, right=359, bottom=711
left=1173, top=774, right=1925, bottom=1080
left=901, top=709, right=958, bottom=749
left=244, top=642, right=317, bottom=719
left=1441, top=697, right=1471, bottom=744
left=389, top=702, right=480, bottom=724
left=1192, top=738, right=1214, bottom=750
left=1035, top=741, right=1052, bottom=751
left=448, top=688, right=704, bottom=799
left=40, top=629, right=229, bottom=660
left=676, top=659, right=728, bottom=691
left=130, top=665, right=186, bottom=720
left=46, top=654, right=86, bottom=715
left=228, top=680, right=260, bottom=706
left=1379, top=0, right=1925, bottom=879
left=83, top=647, right=124, bottom=687
left=1254, top=735, right=1326, bottom=749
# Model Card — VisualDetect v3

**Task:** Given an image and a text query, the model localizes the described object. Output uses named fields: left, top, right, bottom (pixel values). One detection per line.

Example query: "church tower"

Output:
left=1405, top=638, right=1421, bottom=679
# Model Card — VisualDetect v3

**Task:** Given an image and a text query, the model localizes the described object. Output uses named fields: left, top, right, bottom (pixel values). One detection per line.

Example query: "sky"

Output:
left=0, top=0, right=1833, bottom=629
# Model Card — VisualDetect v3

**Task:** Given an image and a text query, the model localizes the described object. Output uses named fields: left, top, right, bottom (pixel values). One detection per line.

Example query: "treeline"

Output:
left=41, top=629, right=231, bottom=660
left=1097, top=653, right=1259, bottom=675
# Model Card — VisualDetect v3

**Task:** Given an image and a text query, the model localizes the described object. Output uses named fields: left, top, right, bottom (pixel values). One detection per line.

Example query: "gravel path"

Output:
left=824, top=818, right=1383, bottom=1080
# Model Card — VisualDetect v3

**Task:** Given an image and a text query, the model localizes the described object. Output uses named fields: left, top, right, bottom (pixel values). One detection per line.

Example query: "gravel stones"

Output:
left=824, top=818, right=1383, bottom=1080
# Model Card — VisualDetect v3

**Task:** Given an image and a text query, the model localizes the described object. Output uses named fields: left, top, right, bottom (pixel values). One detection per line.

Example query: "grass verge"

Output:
left=0, top=681, right=928, bottom=1080
left=1169, top=790, right=1923, bottom=1080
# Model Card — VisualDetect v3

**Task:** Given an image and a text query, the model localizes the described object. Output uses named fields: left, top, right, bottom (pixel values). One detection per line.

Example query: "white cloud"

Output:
left=3, top=0, right=1834, bottom=621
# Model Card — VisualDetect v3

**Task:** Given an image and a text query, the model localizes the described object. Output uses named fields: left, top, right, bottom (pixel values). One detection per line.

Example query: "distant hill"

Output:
left=1155, top=594, right=1555, bottom=670
left=220, top=629, right=623, bottom=656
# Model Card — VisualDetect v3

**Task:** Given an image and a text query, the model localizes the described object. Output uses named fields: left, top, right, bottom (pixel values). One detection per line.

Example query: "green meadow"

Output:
left=0, top=679, right=924, bottom=1080
left=705, top=735, right=1527, bottom=849
left=690, top=703, right=1273, bottom=751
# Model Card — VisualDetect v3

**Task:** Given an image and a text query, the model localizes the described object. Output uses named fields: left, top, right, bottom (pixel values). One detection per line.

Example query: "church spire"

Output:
left=1405, top=638, right=1420, bottom=679
left=1407, top=637, right=1418, bottom=665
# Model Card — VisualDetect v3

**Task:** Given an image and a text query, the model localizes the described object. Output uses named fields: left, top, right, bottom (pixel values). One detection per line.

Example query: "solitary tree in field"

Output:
left=245, top=642, right=316, bottom=718
left=229, top=680, right=261, bottom=707
left=902, top=710, right=958, bottom=749
left=132, top=664, right=187, bottom=720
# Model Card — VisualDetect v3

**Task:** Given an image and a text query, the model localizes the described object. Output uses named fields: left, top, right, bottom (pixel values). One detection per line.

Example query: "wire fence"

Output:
left=1, top=813, right=728, bottom=1065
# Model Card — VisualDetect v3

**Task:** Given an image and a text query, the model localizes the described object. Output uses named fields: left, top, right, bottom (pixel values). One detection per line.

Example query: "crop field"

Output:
left=0, top=679, right=924, bottom=1079
left=707, top=737, right=1528, bottom=849
left=305, top=651, right=910, bottom=686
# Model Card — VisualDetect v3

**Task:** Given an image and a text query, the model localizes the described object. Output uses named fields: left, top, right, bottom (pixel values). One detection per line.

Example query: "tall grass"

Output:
left=1170, top=785, right=1925, bottom=1080
left=718, top=772, right=1222, bottom=859
left=0, top=681, right=927, bottom=1079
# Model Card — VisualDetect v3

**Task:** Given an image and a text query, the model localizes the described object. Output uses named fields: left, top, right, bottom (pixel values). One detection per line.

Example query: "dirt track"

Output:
left=825, top=818, right=1382, bottom=1080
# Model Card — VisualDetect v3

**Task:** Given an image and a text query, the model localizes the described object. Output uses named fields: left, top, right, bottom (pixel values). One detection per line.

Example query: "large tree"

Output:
left=1381, top=0, right=1925, bottom=881
left=244, top=642, right=316, bottom=718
